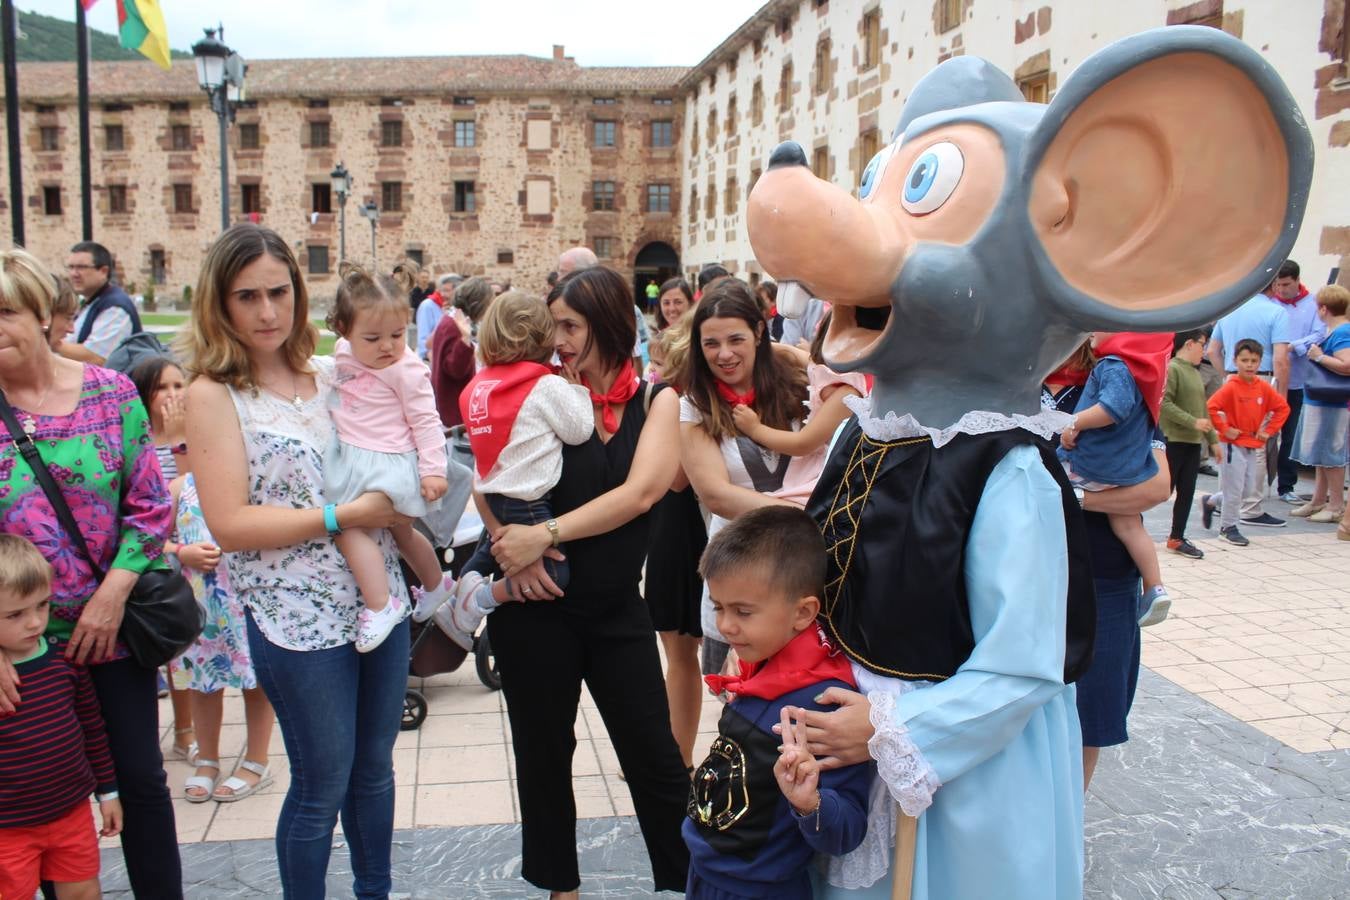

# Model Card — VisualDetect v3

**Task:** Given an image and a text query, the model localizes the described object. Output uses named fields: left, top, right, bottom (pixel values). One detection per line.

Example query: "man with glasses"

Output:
left=61, top=241, right=140, bottom=366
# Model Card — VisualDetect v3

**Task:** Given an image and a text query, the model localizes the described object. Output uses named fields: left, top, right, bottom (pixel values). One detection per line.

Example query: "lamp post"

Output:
left=331, top=162, right=353, bottom=263
left=192, top=27, right=245, bottom=233
left=358, top=200, right=379, bottom=270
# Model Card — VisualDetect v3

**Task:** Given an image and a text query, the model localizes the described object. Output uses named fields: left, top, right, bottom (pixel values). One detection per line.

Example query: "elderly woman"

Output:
left=1291, top=285, right=1350, bottom=524
left=0, top=247, right=182, bottom=895
left=185, top=224, right=410, bottom=897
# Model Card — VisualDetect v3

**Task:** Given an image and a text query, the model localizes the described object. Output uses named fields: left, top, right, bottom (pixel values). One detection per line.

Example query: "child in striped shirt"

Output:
left=0, top=534, right=122, bottom=900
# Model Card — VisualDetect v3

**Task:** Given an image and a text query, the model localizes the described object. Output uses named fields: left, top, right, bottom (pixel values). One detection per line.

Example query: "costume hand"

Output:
left=774, top=707, right=822, bottom=814
left=1059, top=425, right=1078, bottom=449
left=505, top=553, right=564, bottom=601
left=339, top=492, right=414, bottom=531
left=0, top=656, right=20, bottom=716
left=159, top=394, right=187, bottom=445
left=775, top=687, right=875, bottom=770
left=1195, top=417, right=1213, bottom=433
left=420, top=475, right=449, bottom=502
left=731, top=404, right=762, bottom=434
left=177, top=541, right=221, bottom=572
left=490, top=523, right=554, bottom=576
left=67, top=570, right=134, bottom=665
left=99, top=798, right=124, bottom=837
left=1224, top=427, right=1241, bottom=440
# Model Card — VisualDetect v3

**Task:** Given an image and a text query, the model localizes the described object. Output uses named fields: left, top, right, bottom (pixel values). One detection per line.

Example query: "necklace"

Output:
left=18, top=372, right=57, bottom=437
left=291, top=372, right=304, bottom=411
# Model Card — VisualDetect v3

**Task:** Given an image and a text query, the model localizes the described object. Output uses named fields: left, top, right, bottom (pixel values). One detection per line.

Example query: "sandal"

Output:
left=213, top=759, right=273, bottom=803
left=184, top=760, right=221, bottom=804
left=169, top=727, right=199, bottom=766
left=1308, top=507, right=1345, bottom=524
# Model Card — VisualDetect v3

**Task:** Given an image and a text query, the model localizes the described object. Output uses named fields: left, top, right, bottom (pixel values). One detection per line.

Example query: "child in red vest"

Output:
left=414, top=291, right=593, bottom=647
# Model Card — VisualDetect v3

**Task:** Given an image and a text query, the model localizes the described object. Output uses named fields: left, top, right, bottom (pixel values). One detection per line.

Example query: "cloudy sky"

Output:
left=19, top=0, right=766, bottom=66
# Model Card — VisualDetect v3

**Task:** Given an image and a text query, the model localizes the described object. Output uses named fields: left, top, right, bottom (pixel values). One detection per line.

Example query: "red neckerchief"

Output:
left=1274, top=284, right=1309, bottom=307
left=1045, top=362, right=1090, bottom=388
left=1092, top=332, right=1173, bottom=425
left=581, top=359, right=639, bottom=434
left=768, top=304, right=778, bottom=317
left=459, top=362, right=552, bottom=477
left=716, top=381, right=756, bottom=407
left=429, top=290, right=445, bottom=309
left=705, top=624, right=855, bottom=700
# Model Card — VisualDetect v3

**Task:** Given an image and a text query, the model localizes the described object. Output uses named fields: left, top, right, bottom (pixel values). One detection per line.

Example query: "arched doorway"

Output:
left=633, top=241, right=680, bottom=312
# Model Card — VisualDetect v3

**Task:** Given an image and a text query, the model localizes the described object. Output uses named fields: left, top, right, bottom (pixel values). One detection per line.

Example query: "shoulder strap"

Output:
left=0, top=389, right=107, bottom=579
left=642, top=380, right=654, bottom=416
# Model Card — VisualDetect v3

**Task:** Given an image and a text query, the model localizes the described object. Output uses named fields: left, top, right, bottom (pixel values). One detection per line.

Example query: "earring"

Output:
left=41, top=324, right=50, bottom=333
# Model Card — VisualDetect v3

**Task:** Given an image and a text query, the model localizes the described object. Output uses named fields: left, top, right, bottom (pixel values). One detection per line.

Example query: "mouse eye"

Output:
left=858, top=146, right=891, bottom=201
left=900, top=141, right=964, bottom=215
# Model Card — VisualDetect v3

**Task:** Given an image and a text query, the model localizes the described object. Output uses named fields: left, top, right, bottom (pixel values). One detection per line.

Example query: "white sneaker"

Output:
left=412, top=573, right=456, bottom=623
left=433, top=598, right=474, bottom=653
left=355, top=593, right=406, bottom=653
left=449, top=571, right=492, bottom=637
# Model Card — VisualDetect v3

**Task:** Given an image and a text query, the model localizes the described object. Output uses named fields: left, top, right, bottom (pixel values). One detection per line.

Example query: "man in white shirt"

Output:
left=61, top=241, right=140, bottom=366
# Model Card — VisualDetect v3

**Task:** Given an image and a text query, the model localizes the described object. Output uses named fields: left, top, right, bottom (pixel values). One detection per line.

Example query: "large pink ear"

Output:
left=1025, top=27, right=1312, bottom=330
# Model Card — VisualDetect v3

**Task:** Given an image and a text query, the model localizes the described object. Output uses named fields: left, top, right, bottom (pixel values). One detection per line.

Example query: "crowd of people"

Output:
left=0, top=228, right=1346, bottom=900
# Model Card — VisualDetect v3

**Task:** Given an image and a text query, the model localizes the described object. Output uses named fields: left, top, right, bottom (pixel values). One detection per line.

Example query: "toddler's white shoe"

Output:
left=449, top=571, right=493, bottom=637
left=433, top=597, right=474, bottom=653
left=356, top=593, right=406, bottom=653
left=412, top=573, right=456, bottom=624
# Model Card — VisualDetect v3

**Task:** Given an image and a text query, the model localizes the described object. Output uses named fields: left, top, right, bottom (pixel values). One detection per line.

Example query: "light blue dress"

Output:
left=816, top=445, right=1084, bottom=900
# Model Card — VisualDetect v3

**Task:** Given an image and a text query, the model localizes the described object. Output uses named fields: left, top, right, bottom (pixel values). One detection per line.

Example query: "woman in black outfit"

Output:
left=488, top=266, right=689, bottom=898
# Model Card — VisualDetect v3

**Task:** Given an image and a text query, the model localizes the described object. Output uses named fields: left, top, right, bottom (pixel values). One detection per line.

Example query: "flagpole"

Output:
left=75, top=0, right=92, bottom=240
left=2, top=0, right=23, bottom=246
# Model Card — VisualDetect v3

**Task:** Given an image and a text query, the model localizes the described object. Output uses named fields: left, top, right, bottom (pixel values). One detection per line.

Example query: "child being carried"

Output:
left=416, top=291, right=594, bottom=648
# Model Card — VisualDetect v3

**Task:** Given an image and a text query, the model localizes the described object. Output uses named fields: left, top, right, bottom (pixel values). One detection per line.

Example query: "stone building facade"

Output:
left=0, top=49, right=687, bottom=304
left=3, top=2, right=1349, bottom=304
left=680, top=0, right=1350, bottom=289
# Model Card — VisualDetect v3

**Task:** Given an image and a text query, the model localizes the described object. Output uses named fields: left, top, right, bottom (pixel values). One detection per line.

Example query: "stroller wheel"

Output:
left=474, top=630, right=502, bottom=692
left=401, top=689, right=428, bottom=731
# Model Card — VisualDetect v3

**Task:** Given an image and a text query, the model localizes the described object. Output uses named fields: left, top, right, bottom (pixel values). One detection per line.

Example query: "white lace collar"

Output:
left=843, top=394, right=1073, bottom=448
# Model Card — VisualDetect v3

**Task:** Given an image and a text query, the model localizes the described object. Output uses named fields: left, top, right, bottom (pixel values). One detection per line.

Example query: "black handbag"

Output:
left=1304, top=354, right=1350, bottom=404
left=0, top=388, right=202, bottom=668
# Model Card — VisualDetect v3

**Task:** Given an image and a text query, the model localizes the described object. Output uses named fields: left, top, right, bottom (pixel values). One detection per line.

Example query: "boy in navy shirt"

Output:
left=0, top=535, right=121, bottom=900
left=684, top=507, right=870, bottom=899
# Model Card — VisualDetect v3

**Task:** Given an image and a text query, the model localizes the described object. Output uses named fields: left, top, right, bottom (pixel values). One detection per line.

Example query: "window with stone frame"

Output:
left=725, top=177, right=738, bottom=215
left=454, top=180, right=476, bottom=213
left=104, top=124, right=124, bottom=151
left=171, top=124, right=191, bottom=151
left=707, top=107, right=717, bottom=146
left=497, top=249, right=514, bottom=265
left=938, top=0, right=962, bottom=33
left=239, top=123, right=260, bottom=150
left=454, top=96, right=476, bottom=107
left=309, top=120, right=330, bottom=147
left=42, top=186, right=61, bottom=215
left=862, top=9, right=881, bottom=71
left=107, top=184, right=127, bottom=214
left=454, top=120, right=476, bottom=147
left=382, top=181, right=403, bottom=212
left=593, top=120, right=617, bottom=147
left=592, top=180, right=616, bottom=211
left=689, top=187, right=699, bottom=223
left=594, top=237, right=615, bottom=259
left=308, top=245, right=330, bottom=275
left=812, top=146, right=829, bottom=180
left=1018, top=71, right=1050, bottom=103
left=381, top=119, right=404, bottom=148
left=815, top=38, right=831, bottom=94
left=751, top=79, right=764, bottom=125
left=651, top=120, right=673, bottom=147
left=312, top=183, right=332, bottom=214
left=150, top=249, right=166, bottom=284
left=726, top=95, right=738, bottom=135
left=172, top=183, right=193, bottom=213
left=39, top=126, right=58, bottom=151
left=647, top=183, right=671, bottom=213
left=749, top=166, right=762, bottom=200
left=705, top=183, right=716, bottom=218
left=691, top=120, right=699, bottom=152
left=241, top=183, right=261, bottom=214
left=858, top=128, right=881, bottom=176
left=779, top=61, right=793, bottom=112
left=406, top=249, right=424, bottom=267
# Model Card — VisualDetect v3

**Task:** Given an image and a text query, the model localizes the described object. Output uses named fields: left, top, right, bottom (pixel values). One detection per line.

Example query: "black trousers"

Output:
left=1166, top=440, right=1203, bottom=541
left=488, top=596, right=690, bottom=893
left=1277, top=388, right=1304, bottom=494
left=89, top=656, right=183, bottom=898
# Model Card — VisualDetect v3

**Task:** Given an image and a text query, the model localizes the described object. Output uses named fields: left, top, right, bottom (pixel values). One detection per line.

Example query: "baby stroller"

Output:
left=401, top=430, right=501, bottom=731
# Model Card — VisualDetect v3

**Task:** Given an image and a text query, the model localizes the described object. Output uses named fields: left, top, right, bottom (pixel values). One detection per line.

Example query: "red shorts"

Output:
left=0, top=800, right=101, bottom=897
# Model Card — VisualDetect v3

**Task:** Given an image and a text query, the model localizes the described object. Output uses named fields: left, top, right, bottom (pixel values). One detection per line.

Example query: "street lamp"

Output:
left=331, top=162, right=353, bottom=263
left=358, top=200, right=379, bottom=270
left=192, top=27, right=245, bottom=233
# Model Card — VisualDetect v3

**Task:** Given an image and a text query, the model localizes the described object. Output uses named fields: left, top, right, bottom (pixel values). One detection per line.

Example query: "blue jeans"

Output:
left=468, top=493, right=569, bottom=589
left=246, top=611, right=410, bottom=899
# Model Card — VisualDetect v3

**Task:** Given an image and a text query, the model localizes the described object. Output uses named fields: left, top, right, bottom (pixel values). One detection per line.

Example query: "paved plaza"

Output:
left=101, top=474, right=1350, bottom=897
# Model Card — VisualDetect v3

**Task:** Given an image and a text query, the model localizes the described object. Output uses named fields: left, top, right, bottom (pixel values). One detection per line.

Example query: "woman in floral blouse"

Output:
left=183, top=225, right=410, bottom=898
left=0, top=247, right=182, bottom=895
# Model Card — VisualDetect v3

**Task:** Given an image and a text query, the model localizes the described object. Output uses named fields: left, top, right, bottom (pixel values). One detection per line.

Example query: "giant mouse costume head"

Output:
left=748, top=27, right=1313, bottom=429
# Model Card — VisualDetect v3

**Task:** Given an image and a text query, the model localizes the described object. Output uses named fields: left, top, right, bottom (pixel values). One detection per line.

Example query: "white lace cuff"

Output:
left=844, top=394, right=1074, bottom=448
left=866, top=690, right=941, bottom=817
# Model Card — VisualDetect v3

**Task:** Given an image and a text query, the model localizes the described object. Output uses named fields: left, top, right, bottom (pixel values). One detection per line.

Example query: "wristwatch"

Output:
left=544, top=518, right=561, bottom=548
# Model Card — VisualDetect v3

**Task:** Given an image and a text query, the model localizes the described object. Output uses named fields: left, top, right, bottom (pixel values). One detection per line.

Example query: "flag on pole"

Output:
left=115, top=0, right=171, bottom=71
left=80, top=1, right=100, bottom=10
